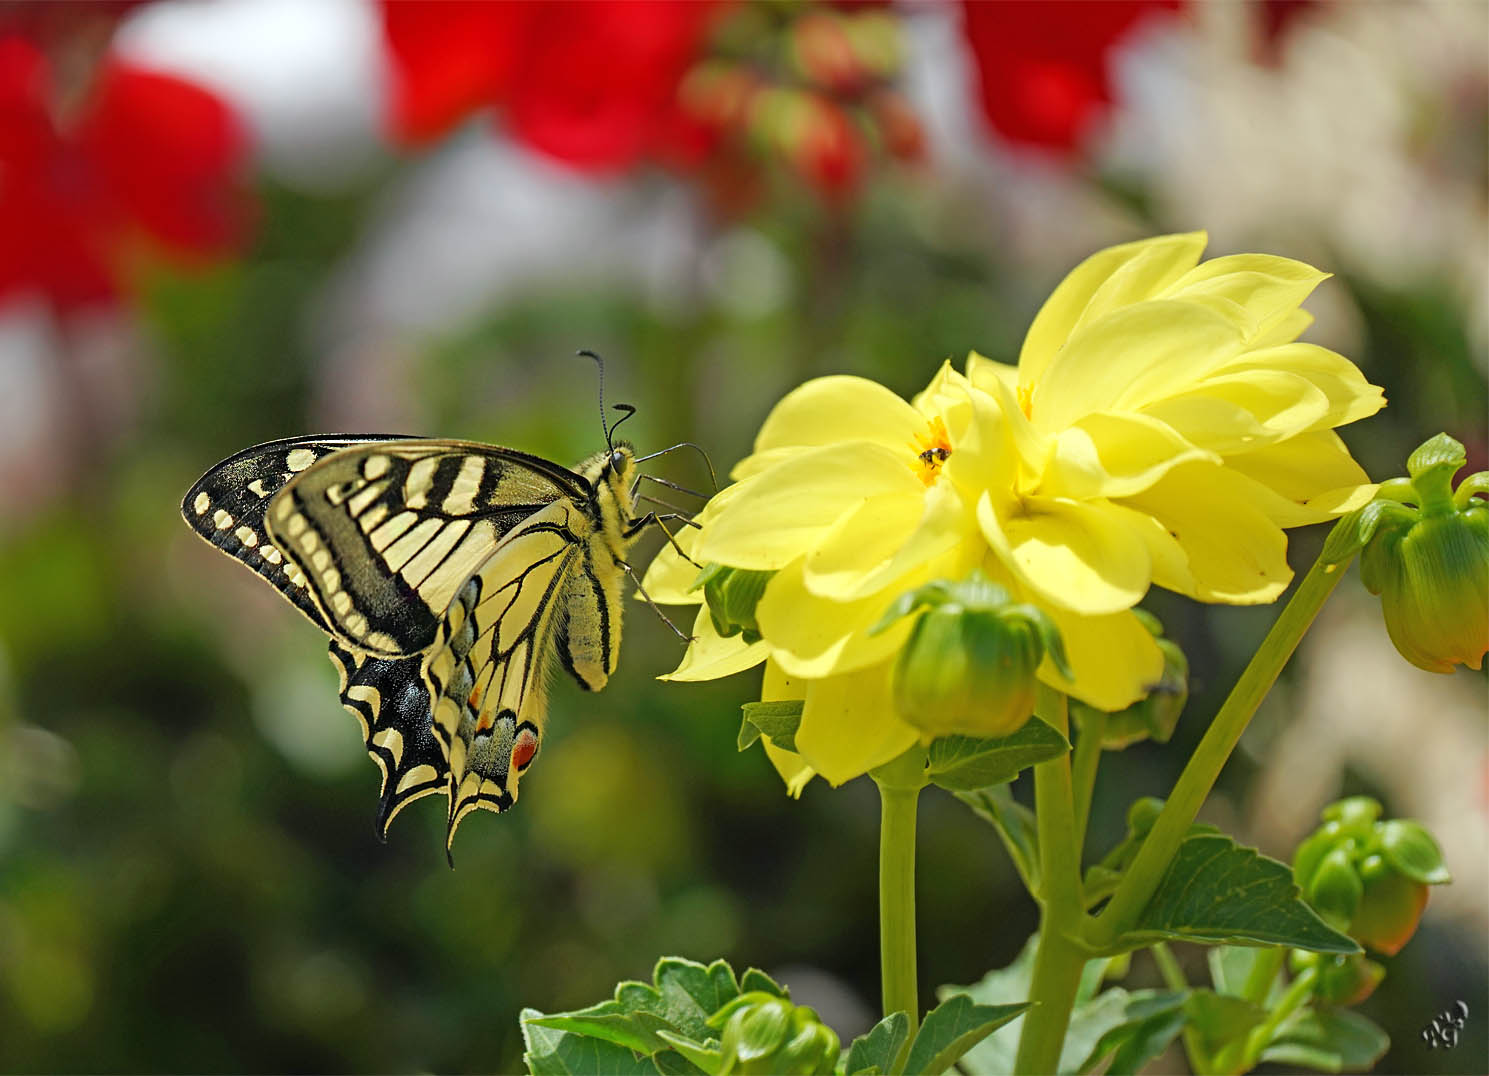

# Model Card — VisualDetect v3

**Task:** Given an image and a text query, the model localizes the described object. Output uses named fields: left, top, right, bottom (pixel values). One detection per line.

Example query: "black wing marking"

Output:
left=265, top=441, right=594, bottom=657
left=181, top=434, right=414, bottom=632
left=326, top=641, right=448, bottom=838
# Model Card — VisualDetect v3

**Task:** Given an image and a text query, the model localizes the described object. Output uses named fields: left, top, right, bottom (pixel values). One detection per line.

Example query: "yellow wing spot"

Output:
left=397, top=764, right=439, bottom=794
left=262, top=546, right=283, bottom=565
left=212, top=508, right=234, bottom=530
left=284, top=512, right=306, bottom=536
left=362, top=454, right=391, bottom=480
left=311, top=548, right=331, bottom=571
left=331, top=591, right=353, bottom=615
left=371, top=726, right=405, bottom=765
left=909, top=416, right=952, bottom=486
left=286, top=447, right=318, bottom=472
left=234, top=526, right=259, bottom=548
left=345, top=612, right=368, bottom=636
left=247, top=479, right=269, bottom=498
left=364, top=630, right=398, bottom=651
left=193, top=491, right=211, bottom=515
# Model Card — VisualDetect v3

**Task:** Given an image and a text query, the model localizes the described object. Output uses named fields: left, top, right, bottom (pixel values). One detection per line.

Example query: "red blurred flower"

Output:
left=381, top=0, right=719, bottom=174
left=960, top=0, right=1182, bottom=153
left=0, top=35, right=251, bottom=312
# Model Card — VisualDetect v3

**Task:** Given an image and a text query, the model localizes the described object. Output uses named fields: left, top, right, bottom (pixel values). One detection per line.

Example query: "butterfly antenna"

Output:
left=610, top=403, right=637, bottom=442
left=634, top=442, right=719, bottom=492
left=578, top=349, right=612, bottom=449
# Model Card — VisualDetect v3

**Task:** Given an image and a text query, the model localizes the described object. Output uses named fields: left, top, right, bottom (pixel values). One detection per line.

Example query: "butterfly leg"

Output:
left=624, top=511, right=702, bottom=570
left=618, top=560, right=695, bottom=642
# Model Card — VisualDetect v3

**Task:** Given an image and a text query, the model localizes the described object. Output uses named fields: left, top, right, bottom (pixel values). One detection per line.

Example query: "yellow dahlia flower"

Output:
left=644, top=233, right=1385, bottom=790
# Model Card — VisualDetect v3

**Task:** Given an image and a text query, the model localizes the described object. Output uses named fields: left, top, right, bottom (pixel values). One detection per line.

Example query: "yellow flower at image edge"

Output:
left=644, top=232, right=1385, bottom=793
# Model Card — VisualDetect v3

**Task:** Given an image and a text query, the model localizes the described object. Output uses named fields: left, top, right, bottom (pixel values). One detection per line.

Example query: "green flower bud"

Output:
left=1357, top=434, right=1488, bottom=673
left=710, top=992, right=840, bottom=1076
left=1074, top=610, right=1189, bottom=749
left=694, top=565, right=775, bottom=644
left=1293, top=797, right=1451, bottom=956
left=872, top=571, right=1071, bottom=741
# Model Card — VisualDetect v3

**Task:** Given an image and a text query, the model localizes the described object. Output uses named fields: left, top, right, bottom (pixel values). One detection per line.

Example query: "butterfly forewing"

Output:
left=264, top=441, right=590, bottom=658
left=181, top=435, right=414, bottom=632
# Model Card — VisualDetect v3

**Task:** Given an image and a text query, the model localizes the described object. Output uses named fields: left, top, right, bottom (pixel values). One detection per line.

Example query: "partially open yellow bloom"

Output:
left=645, top=233, right=1385, bottom=791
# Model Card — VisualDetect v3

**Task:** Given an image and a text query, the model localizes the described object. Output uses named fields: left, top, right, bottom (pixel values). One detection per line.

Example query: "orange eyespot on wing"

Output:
left=512, top=727, right=539, bottom=772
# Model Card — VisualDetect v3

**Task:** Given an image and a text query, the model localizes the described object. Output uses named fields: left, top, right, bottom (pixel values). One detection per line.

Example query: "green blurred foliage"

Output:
left=0, top=163, right=1483, bottom=1076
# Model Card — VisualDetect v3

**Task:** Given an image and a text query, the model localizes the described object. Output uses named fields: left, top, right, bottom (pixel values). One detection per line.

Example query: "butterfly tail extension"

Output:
left=327, top=641, right=449, bottom=839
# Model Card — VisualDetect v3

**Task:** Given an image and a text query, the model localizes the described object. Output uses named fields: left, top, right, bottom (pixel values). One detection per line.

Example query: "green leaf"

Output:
left=1079, top=991, right=1188, bottom=1076
left=1259, top=1008, right=1390, bottom=1072
left=902, top=995, right=1028, bottom=1076
left=740, top=701, right=803, bottom=751
left=1110, top=834, right=1360, bottom=953
left=522, top=1008, right=656, bottom=1076
left=954, top=785, right=1040, bottom=893
left=738, top=968, right=789, bottom=999
left=925, top=718, right=1069, bottom=791
left=1182, top=989, right=1266, bottom=1055
left=653, top=1032, right=721, bottom=1075
left=737, top=718, right=761, bottom=752
left=843, top=1012, right=910, bottom=1076
left=654, top=958, right=742, bottom=1041
left=1207, top=946, right=1284, bottom=1005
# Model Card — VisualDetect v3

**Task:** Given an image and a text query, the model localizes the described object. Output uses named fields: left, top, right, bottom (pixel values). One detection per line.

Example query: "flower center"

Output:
left=1017, top=381, right=1034, bottom=419
left=910, top=416, right=952, bottom=486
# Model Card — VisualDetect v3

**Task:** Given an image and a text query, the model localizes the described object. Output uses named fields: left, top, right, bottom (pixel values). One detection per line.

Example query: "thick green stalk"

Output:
left=1087, top=555, right=1348, bottom=950
left=874, top=748, right=927, bottom=1041
left=1014, top=687, right=1089, bottom=1076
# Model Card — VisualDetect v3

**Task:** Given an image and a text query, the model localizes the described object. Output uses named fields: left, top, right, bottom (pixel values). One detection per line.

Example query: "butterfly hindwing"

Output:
left=181, top=435, right=414, bottom=632
left=264, top=441, right=592, bottom=658
left=327, top=641, right=448, bottom=837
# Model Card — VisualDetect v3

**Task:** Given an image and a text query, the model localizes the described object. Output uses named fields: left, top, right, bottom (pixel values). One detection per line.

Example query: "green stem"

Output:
left=1014, top=687, right=1090, bottom=1076
left=1240, top=948, right=1284, bottom=1005
left=1214, top=965, right=1317, bottom=1075
left=1151, top=944, right=1211, bottom=1075
left=1070, top=709, right=1105, bottom=854
left=873, top=748, right=927, bottom=1041
left=1086, top=553, right=1349, bottom=950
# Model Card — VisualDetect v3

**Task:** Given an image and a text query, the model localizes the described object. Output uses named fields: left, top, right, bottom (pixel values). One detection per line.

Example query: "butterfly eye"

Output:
left=610, top=449, right=627, bottom=471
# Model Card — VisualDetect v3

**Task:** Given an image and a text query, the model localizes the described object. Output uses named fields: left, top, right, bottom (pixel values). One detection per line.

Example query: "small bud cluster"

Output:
left=1293, top=796, right=1450, bottom=957
left=708, top=991, right=840, bottom=1076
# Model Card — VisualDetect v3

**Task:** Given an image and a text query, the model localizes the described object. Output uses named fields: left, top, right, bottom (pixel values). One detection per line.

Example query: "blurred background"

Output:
left=0, top=1, right=1484, bottom=1072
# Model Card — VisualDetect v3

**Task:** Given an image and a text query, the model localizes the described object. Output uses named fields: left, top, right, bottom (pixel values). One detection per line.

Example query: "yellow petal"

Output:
left=965, top=351, right=1018, bottom=393
left=756, top=558, right=916, bottom=678
left=1038, top=605, right=1165, bottom=712
left=1140, top=369, right=1330, bottom=454
left=699, top=442, right=923, bottom=569
left=1251, top=308, right=1313, bottom=349
left=1030, top=302, right=1245, bottom=432
left=1163, top=254, right=1328, bottom=341
left=794, top=661, right=918, bottom=786
left=803, top=481, right=969, bottom=601
left=1043, top=412, right=1218, bottom=500
left=1019, top=233, right=1208, bottom=385
left=661, top=606, right=769, bottom=681
left=946, top=374, right=1042, bottom=503
left=762, top=739, right=816, bottom=797
left=1119, top=463, right=1292, bottom=604
left=1071, top=233, right=1212, bottom=337
left=754, top=375, right=924, bottom=454
left=641, top=530, right=706, bottom=604
left=1216, top=343, right=1385, bottom=430
left=979, top=493, right=1153, bottom=615
left=1225, top=430, right=1376, bottom=525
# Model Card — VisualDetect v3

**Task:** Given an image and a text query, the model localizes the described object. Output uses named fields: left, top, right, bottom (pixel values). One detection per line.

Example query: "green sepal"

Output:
left=1258, top=1007, right=1390, bottom=1072
left=1378, top=818, right=1451, bottom=884
left=900, top=994, right=1029, bottom=1076
left=954, top=784, right=1039, bottom=895
left=842, top=1012, right=910, bottom=1076
left=1308, top=847, right=1364, bottom=924
left=1103, top=834, right=1360, bottom=955
left=924, top=717, right=1069, bottom=791
left=739, top=700, right=802, bottom=752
